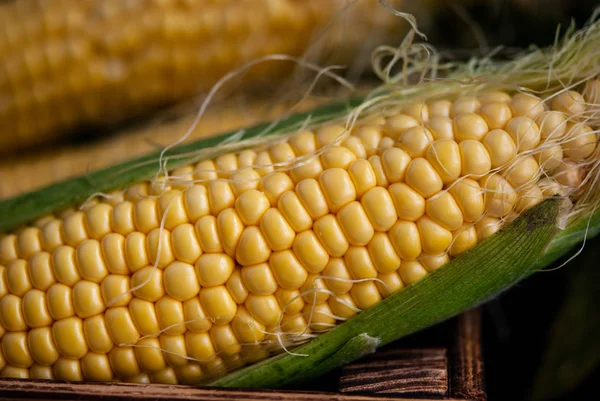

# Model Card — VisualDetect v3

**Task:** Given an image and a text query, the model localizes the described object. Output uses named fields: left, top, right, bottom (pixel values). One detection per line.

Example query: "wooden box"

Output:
left=0, top=309, right=485, bottom=401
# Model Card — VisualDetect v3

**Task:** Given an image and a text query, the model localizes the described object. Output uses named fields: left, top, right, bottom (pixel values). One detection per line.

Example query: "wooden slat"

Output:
left=0, top=379, right=467, bottom=401
left=450, top=309, right=487, bottom=401
left=339, top=348, right=448, bottom=398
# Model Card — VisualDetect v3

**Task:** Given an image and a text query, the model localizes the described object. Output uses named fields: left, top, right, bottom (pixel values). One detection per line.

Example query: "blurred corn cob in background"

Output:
left=0, top=0, right=425, bottom=152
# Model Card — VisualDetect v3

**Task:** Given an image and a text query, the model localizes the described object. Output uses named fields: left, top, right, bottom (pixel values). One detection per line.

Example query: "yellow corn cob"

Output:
left=0, top=83, right=598, bottom=384
left=0, top=0, right=409, bottom=152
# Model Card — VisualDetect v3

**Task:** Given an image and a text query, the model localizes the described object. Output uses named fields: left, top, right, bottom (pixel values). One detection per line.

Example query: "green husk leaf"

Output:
left=210, top=199, right=560, bottom=388
left=531, top=237, right=600, bottom=401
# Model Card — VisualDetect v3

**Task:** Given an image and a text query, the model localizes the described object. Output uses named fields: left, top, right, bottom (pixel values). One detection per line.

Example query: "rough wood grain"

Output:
left=339, top=348, right=448, bottom=397
left=0, top=379, right=467, bottom=401
left=450, top=308, right=487, bottom=401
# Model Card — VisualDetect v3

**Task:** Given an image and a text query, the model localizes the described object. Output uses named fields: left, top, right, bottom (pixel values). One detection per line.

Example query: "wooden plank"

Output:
left=449, top=308, right=486, bottom=401
left=339, top=348, right=448, bottom=398
left=0, top=379, right=467, bottom=401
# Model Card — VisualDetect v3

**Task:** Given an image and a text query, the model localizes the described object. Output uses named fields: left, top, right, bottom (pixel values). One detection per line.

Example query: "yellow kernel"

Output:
left=131, top=267, right=165, bottom=302
left=277, top=191, right=312, bottom=232
left=405, top=158, right=443, bottom=198
left=420, top=253, right=450, bottom=272
left=235, top=189, right=270, bottom=226
left=381, top=147, right=412, bottom=183
left=343, top=136, right=367, bottom=159
left=535, top=111, right=567, bottom=140
left=200, top=286, right=237, bottom=325
left=303, top=302, right=336, bottom=332
left=376, top=271, right=405, bottom=297
left=350, top=281, right=382, bottom=310
left=241, top=263, right=278, bottom=295
left=22, top=289, right=52, bottom=328
left=292, top=230, right=329, bottom=273
left=133, top=198, right=159, bottom=234
left=368, top=155, right=389, bottom=187
left=53, top=316, right=88, bottom=358
left=77, top=239, right=109, bottom=283
left=208, top=180, right=235, bottom=216
left=112, top=201, right=135, bottom=236
left=448, top=179, right=485, bottom=223
left=553, top=161, right=583, bottom=189
left=289, top=131, right=317, bottom=155
left=160, top=334, right=188, bottom=367
left=124, top=232, right=149, bottom=272
left=398, top=260, right=428, bottom=285
left=296, top=178, right=329, bottom=220
left=195, top=215, right=223, bottom=253
left=397, top=126, right=434, bottom=158
left=505, top=156, right=540, bottom=188
left=183, top=186, right=211, bottom=224
left=215, top=153, right=239, bottom=178
left=53, top=357, right=82, bottom=380
left=383, top=114, right=419, bottom=139
left=454, top=112, right=489, bottom=142
left=475, top=217, right=502, bottom=240
left=451, top=96, right=481, bottom=117
left=478, top=101, right=512, bottom=130
left=211, top=324, right=241, bottom=356
left=514, top=184, right=544, bottom=213
left=73, top=280, right=105, bottom=318
left=345, top=246, right=377, bottom=280
left=216, top=208, right=244, bottom=258
left=83, top=314, right=113, bottom=354
left=417, top=216, right=453, bottom=254
left=320, top=258, right=352, bottom=295
left=389, top=221, right=421, bottom=260
left=40, top=219, right=64, bottom=252
left=348, top=160, right=376, bottom=199
left=63, top=211, right=88, bottom=247
left=536, top=144, right=563, bottom=171
left=510, top=93, right=545, bottom=119
left=6, top=259, right=31, bottom=297
left=320, top=147, right=357, bottom=170
left=426, top=191, right=464, bottom=231
left=0, top=235, right=18, bottom=265
left=360, top=186, right=397, bottom=232
left=260, top=172, right=294, bottom=206
left=319, top=168, right=357, bottom=213
left=353, top=125, right=382, bottom=157
left=482, top=129, right=517, bottom=169
left=480, top=174, right=517, bottom=217
left=108, top=346, right=141, bottom=379
left=254, top=150, right=274, bottom=176
left=313, top=215, right=349, bottom=258
left=337, top=201, right=374, bottom=246
left=429, top=99, right=452, bottom=117
left=135, top=337, right=166, bottom=373
left=195, top=253, right=234, bottom=287
left=183, top=297, right=212, bottom=333
left=388, top=183, right=425, bottom=222
left=404, top=102, right=430, bottom=122
left=275, top=288, right=305, bottom=316
left=163, top=261, right=200, bottom=301
left=479, top=91, right=512, bottom=104
left=289, top=157, right=324, bottom=183
left=0, top=294, right=27, bottom=331
left=2, top=332, right=33, bottom=368
left=52, top=245, right=81, bottom=285
left=185, top=331, right=216, bottom=363
left=260, top=208, right=295, bottom=251
left=301, top=274, right=330, bottom=305
left=146, top=228, right=175, bottom=269
left=368, top=233, right=401, bottom=274
left=158, top=190, right=188, bottom=231
left=156, top=296, right=186, bottom=335
left=459, top=140, right=492, bottom=177
left=426, top=116, right=454, bottom=140
left=245, top=294, right=281, bottom=327
left=425, top=138, right=461, bottom=184
left=81, top=352, right=114, bottom=382
left=101, top=233, right=128, bottom=275
left=46, top=283, right=75, bottom=320
left=551, top=90, right=586, bottom=116
left=563, top=123, right=597, bottom=161
left=450, top=224, right=478, bottom=256
left=269, top=142, right=296, bottom=166
left=269, top=250, right=309, bottom=289
left=316, top=125, right=346, bottom=147
left=85, top=203, right=112, bottom=240
left=506, top=116, right=541, bottom=151
left=17, top=227, right=42, bottom=260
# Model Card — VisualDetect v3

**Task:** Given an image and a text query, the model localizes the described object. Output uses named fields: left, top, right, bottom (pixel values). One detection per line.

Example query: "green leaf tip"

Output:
left=210, top=199, right=560, bottom=389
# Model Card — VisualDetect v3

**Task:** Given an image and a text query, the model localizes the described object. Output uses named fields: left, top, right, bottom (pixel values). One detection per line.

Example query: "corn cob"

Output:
left=0, top=0, right=410, bottom=152
left=0, top=76, right=598, bottom=384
